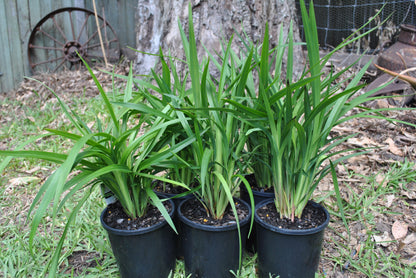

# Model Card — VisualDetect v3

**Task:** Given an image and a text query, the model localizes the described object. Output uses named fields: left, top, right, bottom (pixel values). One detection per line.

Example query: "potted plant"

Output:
left=141, top=6, right=255, bottom=277
left=0, top=61, right=195, bottom=277
left=227, top=0, right=409, bottom=277
left=137, top=57, right=204, bottom=259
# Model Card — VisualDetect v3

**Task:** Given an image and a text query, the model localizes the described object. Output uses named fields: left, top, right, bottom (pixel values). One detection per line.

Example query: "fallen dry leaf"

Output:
left=373, top=231, right=393, bottom=247
left=385, top=138, right=404, bottom=156
left=9, top=176, right=40, bottom=186
left=347, top=136, right=383, bottom=147
left=375, top=174, right=388, bottom=187
left=385, top=194, right=395, bottom=208
left=392, top=221, right=408, bottom=240
left=401, top=131, right=416, bottom=142
left=401, top=182, right=416, bottom=199
left=403, top=233, right=416, bottom=245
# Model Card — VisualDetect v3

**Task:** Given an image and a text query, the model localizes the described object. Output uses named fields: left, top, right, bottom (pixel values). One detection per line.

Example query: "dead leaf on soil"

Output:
left=373, top=231, right=393, bottom=247
left=401, top=234, right=416, bottom=264
left=9, top=176, right=40, bottom=186
left=385, top=138, right=404, bottom=156
left=401, top=182, right=416, bottom=199
left=392, top=221, right=408, bottom=240
left=403, top=233, right=416, bottom=245
left=347, top=136, right=383, bottom=148
left=401, top=131, right=416, bottom=142
left=375, top=174, right=388, bottom=187
left=385, top=194, right=395, bottom=208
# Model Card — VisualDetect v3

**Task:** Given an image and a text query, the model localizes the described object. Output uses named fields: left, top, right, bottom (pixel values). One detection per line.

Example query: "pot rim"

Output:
left=100, top=198, right=175, bottom=236
left=254, top=199, right=330, bottom=235
left=178, top=197, right=252, bottom=232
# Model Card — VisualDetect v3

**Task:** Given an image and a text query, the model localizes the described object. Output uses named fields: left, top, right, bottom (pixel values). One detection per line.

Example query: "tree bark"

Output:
left=134, top=0, right=304, bottom=76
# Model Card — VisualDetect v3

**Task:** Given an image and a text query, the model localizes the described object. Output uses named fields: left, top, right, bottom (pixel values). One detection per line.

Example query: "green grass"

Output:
left=1, top=93, right=415, bottom=277
left=319, top=160, right=416, bottom=277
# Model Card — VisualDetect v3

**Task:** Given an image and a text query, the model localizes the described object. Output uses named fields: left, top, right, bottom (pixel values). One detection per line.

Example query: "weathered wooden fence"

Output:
left=0, top=0, right=137, bottom=93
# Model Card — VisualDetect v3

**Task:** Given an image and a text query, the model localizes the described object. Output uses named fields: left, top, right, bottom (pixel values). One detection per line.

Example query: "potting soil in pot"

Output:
left=256, top=201, right=327, bottom=229
left=180, top=198, right=249, bottom=226
left=103, top=200, right=173, bottom=230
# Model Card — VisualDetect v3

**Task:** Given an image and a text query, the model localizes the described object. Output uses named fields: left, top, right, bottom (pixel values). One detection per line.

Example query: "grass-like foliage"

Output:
left=176, top=8, right=255, bottom=222
left=227, top=0, right=416, bottom=221
left=0, top=60, right=195, bottom=276
left=122, top=5, right=257, bottom=271
left=129, top=4, right=256, bottom=222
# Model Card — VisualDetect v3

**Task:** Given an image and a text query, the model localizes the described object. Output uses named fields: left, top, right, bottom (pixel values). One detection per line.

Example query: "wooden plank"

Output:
left=17, top=0, right=31, bottom=80
left=0, top=0, right=13, bottom=93
left=28, top=0, right=43, bottom=34
left=4, top=0, right=25, bottom=92
left=107, top=0, right=137, bottom=49
left=85, top=0, right=136, bottom=48
left=40, top=0, right=58, bottom=72
left=28, top=0, right=48, bottom=73
left=116, top=0, right=128, bottom=48
left=123, top=0, right=137, bottom=49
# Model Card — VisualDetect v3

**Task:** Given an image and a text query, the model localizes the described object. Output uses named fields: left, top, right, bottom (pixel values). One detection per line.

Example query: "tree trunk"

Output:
left=134, top=0, right=304, bottom=76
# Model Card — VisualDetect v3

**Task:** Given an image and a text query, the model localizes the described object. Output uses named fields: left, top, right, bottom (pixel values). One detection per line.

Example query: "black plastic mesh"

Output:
left=296, top=0, right=416, bottom=51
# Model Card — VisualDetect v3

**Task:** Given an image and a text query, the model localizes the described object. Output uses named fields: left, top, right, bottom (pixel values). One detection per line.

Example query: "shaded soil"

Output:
left=256, top=201, right=327, bottom=230
left=64, top=251, right=103, bottom=275
left=180, top=198, right=249, bottom=226
left=103, top=201, right=172, bottom=230
left=244, top=174, right=274, bottom=193
left=153, top=180, right=190, bottom=195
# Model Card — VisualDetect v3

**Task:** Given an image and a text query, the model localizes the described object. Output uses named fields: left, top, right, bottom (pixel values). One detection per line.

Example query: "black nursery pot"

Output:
left=240, top=174, right=274, bottom=253
left=178, top=198, right=251, bottom=278
left=159, top=191, right=193, bottom=259
left=239, top=174, right=274, bottom=205
left=100, top=199, right=176, bottom=278
left=255, top=199, right=330, bottom=278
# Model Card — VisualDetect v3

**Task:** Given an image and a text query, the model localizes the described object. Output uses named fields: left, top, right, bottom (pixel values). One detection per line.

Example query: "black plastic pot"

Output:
left=255, top=199, right=330, bottom=278
left=178, top=198, right=251, bottom=278
left=159, top=191, right=193, bottom=259
left=240, top=183, right=274, bottom=205
left=240, top=174, right=274, bottom=253
left=100, top=199, right=176, bottom=278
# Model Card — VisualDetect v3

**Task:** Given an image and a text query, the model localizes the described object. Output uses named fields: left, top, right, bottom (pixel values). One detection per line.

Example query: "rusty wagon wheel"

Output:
left=28, top=7, right=120, bottom=73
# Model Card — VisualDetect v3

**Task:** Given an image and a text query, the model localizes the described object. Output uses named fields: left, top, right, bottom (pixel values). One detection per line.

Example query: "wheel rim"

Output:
left=28, top=7, right=120, bottom=73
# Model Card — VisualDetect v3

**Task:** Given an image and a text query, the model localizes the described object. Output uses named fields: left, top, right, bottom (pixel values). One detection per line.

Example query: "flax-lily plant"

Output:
left=114, top=8, right=256, bottom=271
left=227, top=0, right=415, bottom=222
left=126, top=5, right=255, bottom=222
left=176, top=6, right=255, bottom=222
left=0, top=60, right=195, bottom=276
left=175, top=8, right=256, bottom=271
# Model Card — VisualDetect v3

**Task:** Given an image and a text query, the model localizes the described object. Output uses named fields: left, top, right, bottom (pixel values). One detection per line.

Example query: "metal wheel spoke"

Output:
left=37, top=28, right=65, bottom=46
left=76, top=14, right=91, bottom=42
left=32, top=56, right=65, bottom=67
left=84, top=38, right=118, bottom=50
left=29, top=45, right=63, bottom=51
left=52, top=16, right=68, bottom=42
left=53, top=59, right=67, bottom=72
left=69, top=11, right=76, bottom=41
left=82, top=21, right=107, bottom=48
